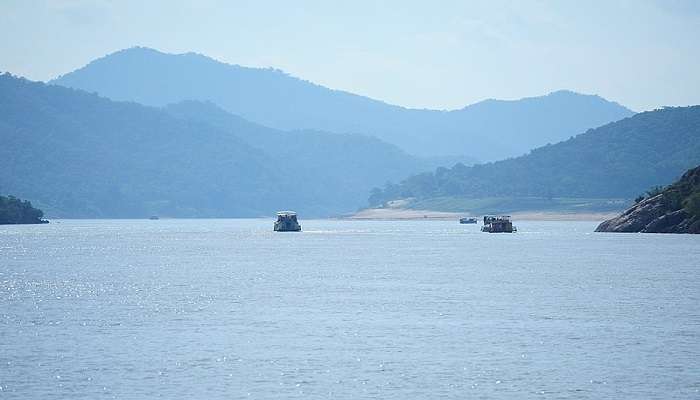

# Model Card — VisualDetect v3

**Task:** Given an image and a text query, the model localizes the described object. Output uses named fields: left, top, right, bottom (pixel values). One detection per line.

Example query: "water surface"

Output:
left=1, top=219, right=699, bottom=399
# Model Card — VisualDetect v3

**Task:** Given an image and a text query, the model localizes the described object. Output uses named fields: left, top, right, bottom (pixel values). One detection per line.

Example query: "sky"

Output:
left=1, top=0, right=699, bottom=111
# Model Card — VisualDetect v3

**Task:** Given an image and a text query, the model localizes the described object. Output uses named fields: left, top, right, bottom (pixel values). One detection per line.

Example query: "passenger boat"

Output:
left=481, top=215, right=517, bottom=233
left=274, top=211, right=301, bottom=232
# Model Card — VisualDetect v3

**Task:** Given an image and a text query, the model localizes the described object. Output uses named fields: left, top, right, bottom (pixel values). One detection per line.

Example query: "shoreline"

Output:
left=345, top=208, right=619, bottom=222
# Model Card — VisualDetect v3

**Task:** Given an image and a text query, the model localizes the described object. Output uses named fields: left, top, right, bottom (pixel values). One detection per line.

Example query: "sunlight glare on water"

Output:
left=1, top=219, right=699, bottom=399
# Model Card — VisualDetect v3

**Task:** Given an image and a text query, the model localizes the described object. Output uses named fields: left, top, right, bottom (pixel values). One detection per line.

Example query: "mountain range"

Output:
left=52, top=47, right=633, bottom=161
left=2, top=47, right=692, bottom=219
left=0, top=74, right=428, bottom=217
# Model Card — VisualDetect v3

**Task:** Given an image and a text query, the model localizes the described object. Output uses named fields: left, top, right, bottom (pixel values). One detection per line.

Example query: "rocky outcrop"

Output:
left=596, top=166, right=700, bottom=234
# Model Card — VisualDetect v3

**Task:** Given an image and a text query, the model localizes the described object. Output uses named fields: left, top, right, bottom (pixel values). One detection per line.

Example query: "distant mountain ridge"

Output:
left=0, top=73, right=427, bottom=217
left=368, top=106, right=700, bottom=208
left=51, top=47, right=634, bottom=161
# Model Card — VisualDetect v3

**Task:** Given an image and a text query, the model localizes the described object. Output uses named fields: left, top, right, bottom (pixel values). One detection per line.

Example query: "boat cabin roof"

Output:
left=276, top=211, right=297, bottom=216
left=485, top=215, right=512, bottom=220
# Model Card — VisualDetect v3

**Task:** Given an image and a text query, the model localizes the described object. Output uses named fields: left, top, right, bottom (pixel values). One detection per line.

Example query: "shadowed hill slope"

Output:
left=0, top=195, right=48, bottom=224
left=0, top=74, right=426, bottom=217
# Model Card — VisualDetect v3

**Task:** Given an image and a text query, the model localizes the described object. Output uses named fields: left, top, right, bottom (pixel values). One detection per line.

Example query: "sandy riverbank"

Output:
left=345, top=208, right=618, bottom=221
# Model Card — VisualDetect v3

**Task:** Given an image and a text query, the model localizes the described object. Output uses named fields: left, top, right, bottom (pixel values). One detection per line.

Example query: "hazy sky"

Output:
left=2, top=0, right=699, bottom=111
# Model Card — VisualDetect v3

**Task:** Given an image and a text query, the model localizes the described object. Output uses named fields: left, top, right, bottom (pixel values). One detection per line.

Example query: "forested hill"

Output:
left=0, top=74, right=425, bottom=218
left=0, top=195, right=48, bottom=224
left=51, top=47, right=633, bottom=161
left=369, top=106, right=700, bottom=206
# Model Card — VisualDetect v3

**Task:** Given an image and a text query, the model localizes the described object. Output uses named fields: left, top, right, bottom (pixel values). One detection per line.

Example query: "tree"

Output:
left=684, top=192, right=700, bottom=217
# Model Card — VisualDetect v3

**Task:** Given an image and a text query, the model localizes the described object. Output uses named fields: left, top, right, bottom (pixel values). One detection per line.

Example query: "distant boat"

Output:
left=459, top=217, right=478, bottom=224
left=274, top=211, right=301, bottom=232
left=481, top=215, right=517, bottom=233
left=148, top=216, right=159, bottom=220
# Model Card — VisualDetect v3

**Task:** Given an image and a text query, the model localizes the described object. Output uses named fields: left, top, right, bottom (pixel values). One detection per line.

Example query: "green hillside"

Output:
left=369, top=106, right=700, bottom=212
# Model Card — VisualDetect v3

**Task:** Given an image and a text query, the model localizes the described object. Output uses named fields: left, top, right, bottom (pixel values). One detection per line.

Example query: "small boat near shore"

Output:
left=459, top=217, right=478, bottom=224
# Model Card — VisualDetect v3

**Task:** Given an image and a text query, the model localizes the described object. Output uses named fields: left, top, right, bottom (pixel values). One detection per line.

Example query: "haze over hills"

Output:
left=51, top=47, right=634, bottom=161
left=162, top=99, right=436, bottom=212
left=6, top=48, right=688, bottom=219
left=0, top=73, right=427, bottom=218
left=369, top=106, right=700, bottom=213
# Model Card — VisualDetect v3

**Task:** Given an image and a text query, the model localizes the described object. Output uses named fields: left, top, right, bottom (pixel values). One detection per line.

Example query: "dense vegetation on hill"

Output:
left=0, top=195, right=47, bottom=224
left=52, top=47, right=633, bottom=161
left=596, top=165, right=700, bottom=233
left=369, top=106, right=700, bottom=207
left=0, top=74, right=425, bottom=218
